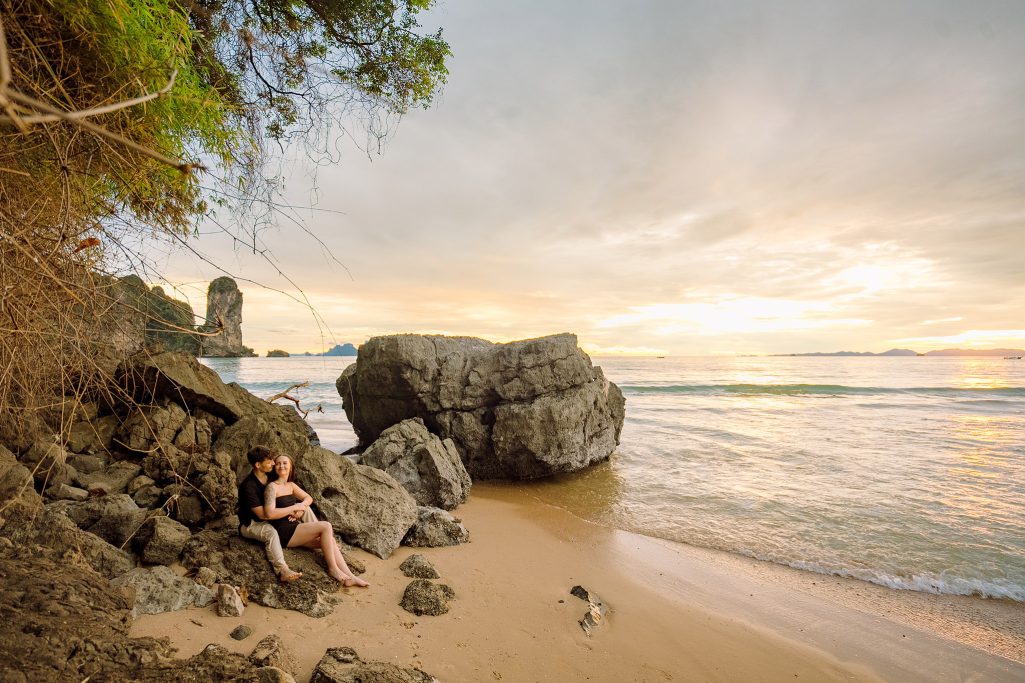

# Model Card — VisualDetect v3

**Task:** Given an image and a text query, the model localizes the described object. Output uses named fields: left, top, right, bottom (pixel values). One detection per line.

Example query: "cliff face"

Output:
left=199, top=277, right=253, bottom=357
left=112, top=276, right=199, bottom=355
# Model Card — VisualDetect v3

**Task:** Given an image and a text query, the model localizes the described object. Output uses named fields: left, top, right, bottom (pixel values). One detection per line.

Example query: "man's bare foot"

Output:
left=279, top=569, right=303, bottom=583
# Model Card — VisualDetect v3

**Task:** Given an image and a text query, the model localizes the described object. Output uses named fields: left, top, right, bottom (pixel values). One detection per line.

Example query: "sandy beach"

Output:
left=130, top=484, right=1025, bottom=682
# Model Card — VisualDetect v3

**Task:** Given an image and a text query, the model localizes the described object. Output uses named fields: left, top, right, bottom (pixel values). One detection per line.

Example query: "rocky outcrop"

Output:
left=403, top=506, right=470, bottom=548
left=181, top=526, right=342, bottom=617
left=360, top=418, right=471, bottom=510
left=117, top=350, right=246, bottom=421
left=311, top=647, right=437, bottom=683
left=199, top=276, right=255, bottom=357
left=297, top=446, right=418, bottom=559
left=338, top=333, right=625, bottom=479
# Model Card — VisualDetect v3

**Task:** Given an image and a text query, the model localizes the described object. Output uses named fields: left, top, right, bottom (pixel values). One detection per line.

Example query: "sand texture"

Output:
left=132, top=485, right=1025, bottom=682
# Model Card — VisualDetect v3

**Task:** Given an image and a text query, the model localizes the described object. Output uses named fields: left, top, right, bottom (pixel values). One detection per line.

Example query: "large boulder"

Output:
left=360, top=418, right=471, bottom=510
left=337, top=334, right=625, bottom=479
left=297, top=446, right=418, bottom=559
left=115, top=350, right=246, bottom=422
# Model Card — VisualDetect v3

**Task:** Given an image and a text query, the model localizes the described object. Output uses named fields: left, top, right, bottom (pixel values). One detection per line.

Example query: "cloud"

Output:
left=155, top=1, right=1025, bottom=355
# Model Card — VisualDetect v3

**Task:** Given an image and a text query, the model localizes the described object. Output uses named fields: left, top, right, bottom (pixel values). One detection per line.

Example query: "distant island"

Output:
left=297, top=343, right=358, bottom=357
left=777, top=348, right=1024, bottom=357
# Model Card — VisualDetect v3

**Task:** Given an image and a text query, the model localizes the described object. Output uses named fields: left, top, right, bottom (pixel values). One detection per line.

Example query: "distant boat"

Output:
left=657, top=356, right=666, bottom=359
left=1004, top=356, right=1023, bottom=360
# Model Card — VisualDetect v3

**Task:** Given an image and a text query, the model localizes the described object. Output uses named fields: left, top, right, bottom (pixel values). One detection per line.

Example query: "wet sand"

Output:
left=132, top=484, right=1025, bottom=682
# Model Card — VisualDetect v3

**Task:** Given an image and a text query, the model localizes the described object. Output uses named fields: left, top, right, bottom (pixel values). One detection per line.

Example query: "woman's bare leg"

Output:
left=288, top=521, right=369, bottom=587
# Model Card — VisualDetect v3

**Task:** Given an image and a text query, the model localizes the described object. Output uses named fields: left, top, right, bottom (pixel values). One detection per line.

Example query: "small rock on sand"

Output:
left=399, top=554, right=440, bottom=579
left=400, top=579, right=455, bottom=616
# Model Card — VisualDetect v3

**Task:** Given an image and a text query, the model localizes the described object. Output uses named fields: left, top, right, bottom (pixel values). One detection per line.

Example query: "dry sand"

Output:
left=132, top=484, right=1025, bottom=682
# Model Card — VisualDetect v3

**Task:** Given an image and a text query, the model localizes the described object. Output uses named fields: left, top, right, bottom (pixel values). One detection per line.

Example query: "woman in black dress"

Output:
left=263, top=454, right=368, bottom=587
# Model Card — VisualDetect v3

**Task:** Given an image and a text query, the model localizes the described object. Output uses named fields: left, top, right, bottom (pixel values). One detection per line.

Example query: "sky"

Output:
left=160, top=0, right=1025, bottom=356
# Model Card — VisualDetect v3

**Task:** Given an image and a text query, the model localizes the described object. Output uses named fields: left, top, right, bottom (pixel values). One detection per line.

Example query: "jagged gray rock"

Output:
left=360, top=418, right=471, bottom=510
left=116, top=350, right=246, bottom=422
left=111, top=566, right=214, bottom=617
left=399, top=554, right=439, bottom=579
left=296, top=446, right=417, bottom=559
left=403, top=506, right=470, bottom=548
left=310, top=647, right=437, bottom=683
left=66, top=415, right=118, bottom=454
left=399, top=579, right=455, bottom=616
left=338, top=333, right=625, bottom=479
left=76, top=460, right=142, bottom=495
left=135, top=515, right=191, bottom=565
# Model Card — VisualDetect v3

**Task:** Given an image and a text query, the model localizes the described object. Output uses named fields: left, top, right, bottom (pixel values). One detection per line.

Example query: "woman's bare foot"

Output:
left=343, top=576, right=370, bottom=588
left=278, top=568, right=303, bottom=583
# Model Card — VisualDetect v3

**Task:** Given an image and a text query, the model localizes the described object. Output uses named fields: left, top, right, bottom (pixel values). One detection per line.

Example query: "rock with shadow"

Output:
left=311, top=646, right=437, bottom=683
left=337, top=333, right=626, bottom=480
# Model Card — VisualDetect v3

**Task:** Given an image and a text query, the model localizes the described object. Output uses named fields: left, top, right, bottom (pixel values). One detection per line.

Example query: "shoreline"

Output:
left=132, top=484, right=1024, bottom=682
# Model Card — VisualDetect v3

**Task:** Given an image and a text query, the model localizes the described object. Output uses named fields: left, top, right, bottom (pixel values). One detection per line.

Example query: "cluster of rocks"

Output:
left=0, top=345, right=475, bottom=679
left=338, top=333, right=625, bottom=479
left=398, top=554, right=455, bottom=617
left=0, top=332, right=620, bottom=679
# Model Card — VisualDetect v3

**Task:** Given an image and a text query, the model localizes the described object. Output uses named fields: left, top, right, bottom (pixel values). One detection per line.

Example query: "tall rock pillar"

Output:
left=199, top=277, right=252, bottom=357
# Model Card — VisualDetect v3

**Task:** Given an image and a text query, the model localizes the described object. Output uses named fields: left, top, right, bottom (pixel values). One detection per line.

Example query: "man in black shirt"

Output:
left=238, top=445, right=305, bottom=582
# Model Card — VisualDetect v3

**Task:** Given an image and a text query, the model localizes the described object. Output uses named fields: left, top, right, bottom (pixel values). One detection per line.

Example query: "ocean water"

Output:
left=202, top=355, right=1025, bottom=602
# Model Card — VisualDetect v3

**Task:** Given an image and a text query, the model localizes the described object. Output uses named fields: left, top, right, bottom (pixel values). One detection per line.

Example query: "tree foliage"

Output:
left=0, top=0, right=449, bottom=442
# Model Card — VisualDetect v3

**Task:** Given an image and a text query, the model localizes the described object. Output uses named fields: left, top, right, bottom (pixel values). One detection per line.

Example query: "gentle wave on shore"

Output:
left=203, top=354, right=1025, bottom=603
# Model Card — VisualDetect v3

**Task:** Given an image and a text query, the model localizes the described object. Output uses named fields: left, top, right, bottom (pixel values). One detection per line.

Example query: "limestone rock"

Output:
left=23, top=438, right=76, bottom=490
left=133, top=483, right=163, bottom=508
left=360, top=418, right=471, bottom=510
left=115, top=401, right=188, bottom=453
left=32, top=508, right=136, bottom=578
left=135, top=515, right=191, bottom=565
left=199, top=277, right=254, bottom=357
left=181, top=527, right=339, bottom=618
left=399, top=579, right=455, bottom=616
left=53, top=493, right=150, bottom=548
left=115, top=350, right=246, bottom=422
left=403, top=506, right=470, bottom=548
left=216, top=583, right=246, bottom=617
left=76, top=460, right=142, bottom=495
left=111, top=566, right=215, bottom=617
left=249, top=634, right=297, bottom=672
left=338, top=334, right=625, bottom=479
left=0, top=445, right=44, bottom=535
left=68, top=452, right=106, bottom=475
left=45, top=483, right=89, bottom=501
left=66, top=415, right=118, bottom=454
left=311, top=647, right=436, bottom=683
left=296, top=446, right=417, bottom=559
left=399, top=554, right=439, bottom=579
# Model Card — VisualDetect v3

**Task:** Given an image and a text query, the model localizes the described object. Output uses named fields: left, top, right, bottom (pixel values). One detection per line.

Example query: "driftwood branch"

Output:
left=267, top=381, right=312, bottom=419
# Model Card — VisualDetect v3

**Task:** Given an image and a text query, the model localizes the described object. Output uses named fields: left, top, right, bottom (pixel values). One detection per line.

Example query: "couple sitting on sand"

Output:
left=237, top=445, right=368, bottom=587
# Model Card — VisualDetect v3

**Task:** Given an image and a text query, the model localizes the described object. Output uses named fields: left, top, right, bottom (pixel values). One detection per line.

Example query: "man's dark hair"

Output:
left=247, top=445, right=276, bottom=466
